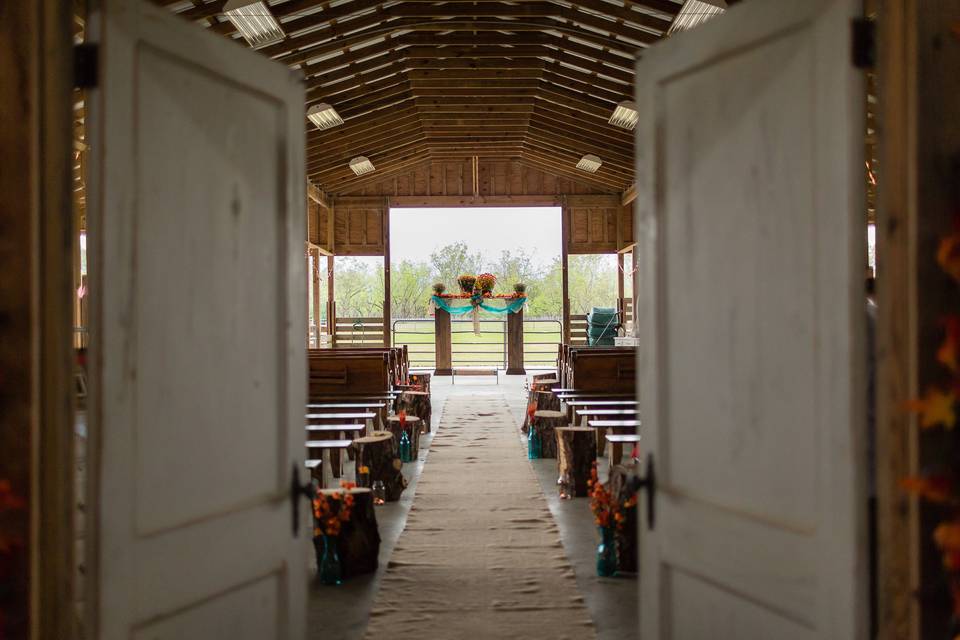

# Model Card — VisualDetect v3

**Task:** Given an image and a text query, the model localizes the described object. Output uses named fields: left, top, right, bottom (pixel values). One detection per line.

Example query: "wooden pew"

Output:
left=308, top=346, right=409, bottom=386
left=566, top=347, right=635, bottom=393
left=307, top=352, right=390, bottom=400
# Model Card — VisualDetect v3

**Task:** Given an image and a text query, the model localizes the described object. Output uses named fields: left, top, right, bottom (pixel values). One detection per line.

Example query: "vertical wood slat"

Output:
left=334, top=159, right=615, bottom=198
left=0, top=1, right=75, bottom=638
left=383, top=207, right=392, bottom=347
left=311, top=248, right=322, bottom=345
left=326, top=255, right=335, bottom=337
left=434, top=308, right=452, bottom=375
left=561, top=197, right=571, bottom=344
left=506, top=307, right=525, bottom=374
left=876, top=2, right=960, bottom=638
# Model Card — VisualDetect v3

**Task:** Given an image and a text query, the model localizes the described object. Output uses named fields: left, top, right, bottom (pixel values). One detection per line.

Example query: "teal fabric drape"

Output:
left=431, top=295, right=525, bottom=315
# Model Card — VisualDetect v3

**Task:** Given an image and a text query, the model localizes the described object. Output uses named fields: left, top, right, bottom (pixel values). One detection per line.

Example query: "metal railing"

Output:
left=332, top=317, right=384, bottom=347
left=391, top=317, right=561, bottom=369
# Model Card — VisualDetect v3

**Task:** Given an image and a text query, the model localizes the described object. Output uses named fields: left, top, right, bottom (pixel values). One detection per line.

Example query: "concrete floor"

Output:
left=308, top=373, right=638, bottom=640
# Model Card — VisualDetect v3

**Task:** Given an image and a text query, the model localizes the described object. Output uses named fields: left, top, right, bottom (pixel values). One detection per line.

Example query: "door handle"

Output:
left=290, top=463, right=315, bottom=538
left=630, top=454, right=656, bottom=531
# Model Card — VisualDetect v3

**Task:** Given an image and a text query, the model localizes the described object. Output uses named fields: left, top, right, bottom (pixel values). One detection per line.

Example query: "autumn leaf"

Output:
left=906, top=388, right=957, bottom=429
left=936, top=521, right=960, bottom=551
left=938, top=233, right=960, bottom=284
left=939, top=316, right=960, bottom=372
left=902, top=474, right=953, bottom=503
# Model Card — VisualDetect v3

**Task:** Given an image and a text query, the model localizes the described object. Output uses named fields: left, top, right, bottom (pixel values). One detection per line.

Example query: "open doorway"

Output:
left=388, top=207, right=562, bottom=371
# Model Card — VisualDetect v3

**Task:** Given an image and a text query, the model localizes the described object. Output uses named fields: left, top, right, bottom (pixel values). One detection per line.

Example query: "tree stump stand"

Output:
left=385, top=414, right=422, bottom=459
left=531, top=409, right=565, bottom=458
left=396, top=390, right=432, bottom=433
left=409, top=372, right=432, bottom=393
left=313, top=487, right=381, bottom=580
left=523, top=389, right=561, bottom=433
left=555, top=427, right=597, bottom=497
left=531, top=374, right=559, bottom=390
left=607, top=463, right=640, bottom=573
left=354, top=431, right=407, bottom=502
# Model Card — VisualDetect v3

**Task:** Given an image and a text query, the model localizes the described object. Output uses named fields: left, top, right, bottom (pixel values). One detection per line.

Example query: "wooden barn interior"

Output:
left=4, top=0, right=960, bottom=638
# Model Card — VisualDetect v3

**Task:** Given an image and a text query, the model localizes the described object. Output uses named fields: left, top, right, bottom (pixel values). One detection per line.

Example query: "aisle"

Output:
left=364, top=393, right=597, bottom=639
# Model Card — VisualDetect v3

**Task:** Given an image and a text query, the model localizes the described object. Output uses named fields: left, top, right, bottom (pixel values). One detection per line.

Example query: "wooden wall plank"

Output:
left=335, top=158, right=615, bottom=198
left=331, top=198, right=387, bottom=256
left=0, top=1, right=74, bottom=638
left=565, top=195, right=621, bottom=254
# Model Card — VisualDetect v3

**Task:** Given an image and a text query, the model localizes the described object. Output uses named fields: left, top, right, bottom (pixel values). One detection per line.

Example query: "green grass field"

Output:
left=390, top=318, right=560, bottom=369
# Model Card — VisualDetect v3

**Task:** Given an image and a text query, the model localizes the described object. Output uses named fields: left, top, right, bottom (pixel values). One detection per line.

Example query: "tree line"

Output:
left=321, top=242, right=626, bottom=320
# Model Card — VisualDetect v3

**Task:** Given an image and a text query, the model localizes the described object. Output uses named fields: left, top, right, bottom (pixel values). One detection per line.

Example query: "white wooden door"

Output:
left=85, top=1, right=307, bottom=638
left=634, top=1, right=867, bottom=638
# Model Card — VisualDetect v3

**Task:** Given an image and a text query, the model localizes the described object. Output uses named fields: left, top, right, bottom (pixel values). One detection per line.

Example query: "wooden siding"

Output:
left=337, top=158, right=616, bottom=198
left=565, top=195, right=621, bottom=254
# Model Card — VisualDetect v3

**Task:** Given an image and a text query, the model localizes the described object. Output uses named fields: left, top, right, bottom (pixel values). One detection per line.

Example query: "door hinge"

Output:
left=851, top=18, right=876, bottom=70
left=74, top=43, right=98, bottom=89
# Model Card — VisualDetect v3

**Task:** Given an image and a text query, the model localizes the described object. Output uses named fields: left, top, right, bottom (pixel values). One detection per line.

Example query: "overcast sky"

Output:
left=389, top=207, right=562, bottom=267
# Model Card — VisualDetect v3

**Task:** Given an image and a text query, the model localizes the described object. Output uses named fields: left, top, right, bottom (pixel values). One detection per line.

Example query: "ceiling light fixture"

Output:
left=224, top=0, right=286, bottom=48
left=307, top=103, right=344, bottom=130
left=349, top=156, right=375, bottom=176
left=608, top=100, right=639, bottom=131
left=668, top=0, right=726, bottom=35
left=576, top=154, right=602, bottom=173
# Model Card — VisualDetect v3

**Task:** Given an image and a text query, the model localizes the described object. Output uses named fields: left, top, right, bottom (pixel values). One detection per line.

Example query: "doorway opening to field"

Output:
left=388, top=207, right=563, bottom=371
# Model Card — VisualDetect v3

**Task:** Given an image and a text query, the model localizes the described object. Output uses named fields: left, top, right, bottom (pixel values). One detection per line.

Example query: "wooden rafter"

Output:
left=152, top=0, right=685, bottom=192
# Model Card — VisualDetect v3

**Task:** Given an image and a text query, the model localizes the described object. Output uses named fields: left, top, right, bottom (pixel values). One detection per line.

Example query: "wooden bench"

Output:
left=575, top=408, right=639, bottom=420
left=556, top=345, right=635, bottom=391
left=588, top=419, right=641, bottom=432
left=307, top=403, right=387, bottom=428
left=307, top=402, right=387, bottom=410
left=565, top=399, right=638, bottom=408
left=605, top=434, right=642, bottom=465
left=555, top=392, right=634, bottom=401
left=452, top=368, right=499, bottom=384
left=305, top=412, right=376, bottom=422
left=305, top=440, right=352, bottom=483
left=305, top=459, right=323, bottom=483
left=306, top=424, right=366, bottom=437
left=576, top=408, right=639, bottom=455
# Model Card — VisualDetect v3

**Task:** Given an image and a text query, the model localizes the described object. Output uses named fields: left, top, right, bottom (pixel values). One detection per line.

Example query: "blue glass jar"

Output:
left=319, top=534, right=343, bottom=585
left=596, top=526, right=617, bottom=577
left=527, top=425, right=541, bottom=459
left=399, top=429, right=413, bottom=462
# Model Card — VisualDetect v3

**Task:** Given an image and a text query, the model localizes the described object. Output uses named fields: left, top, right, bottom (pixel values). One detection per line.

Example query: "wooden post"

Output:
left=326, top=254, right=335, bottom=338
left=383, top=206, right=391, bottom=347
left=875, top=3, right=960, bottom=638
left=434, top=307, right=452, bottom=375
left=311, top=249, right=322, bottom=347
left=617, top=252, right=625, bottom=300
left=0, top=1, right=74, bottom=637
left=506, top=307, right=525, bottom=375
left=561, top=199, right=571, bottom=344
left=631, top=249, right=639, bottom=336
left=305, top=250, right=312, bottom=347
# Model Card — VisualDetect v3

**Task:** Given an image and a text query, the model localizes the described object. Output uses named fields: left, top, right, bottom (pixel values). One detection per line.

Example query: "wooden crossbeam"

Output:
left=151, top=0, right=678, bottom=196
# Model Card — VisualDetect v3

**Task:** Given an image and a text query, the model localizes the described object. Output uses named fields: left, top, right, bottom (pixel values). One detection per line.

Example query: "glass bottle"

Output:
left=372, top=480, right=386, bottom=505
left=596, top=526, right=617, bottom=577
left=528, top=425, right=541, bottom=459
left=319, top=534, right=343, bottom=585
left=558, top=472, right=574, bottom=499
left=399, top=429, right=412, bottom=463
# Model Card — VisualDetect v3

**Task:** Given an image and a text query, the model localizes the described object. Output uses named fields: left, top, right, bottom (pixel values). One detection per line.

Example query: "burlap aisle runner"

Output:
left=364, top=394, right=597, bottom=639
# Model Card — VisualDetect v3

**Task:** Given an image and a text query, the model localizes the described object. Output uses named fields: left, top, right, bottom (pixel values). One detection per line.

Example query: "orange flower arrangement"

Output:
left=476, top=273, right=497, bottom=295
left=903, top=215, right=960, bottom=620
left=313, top=481, right=356, bottom=538
left=588, top=462, right=633, bottom=531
